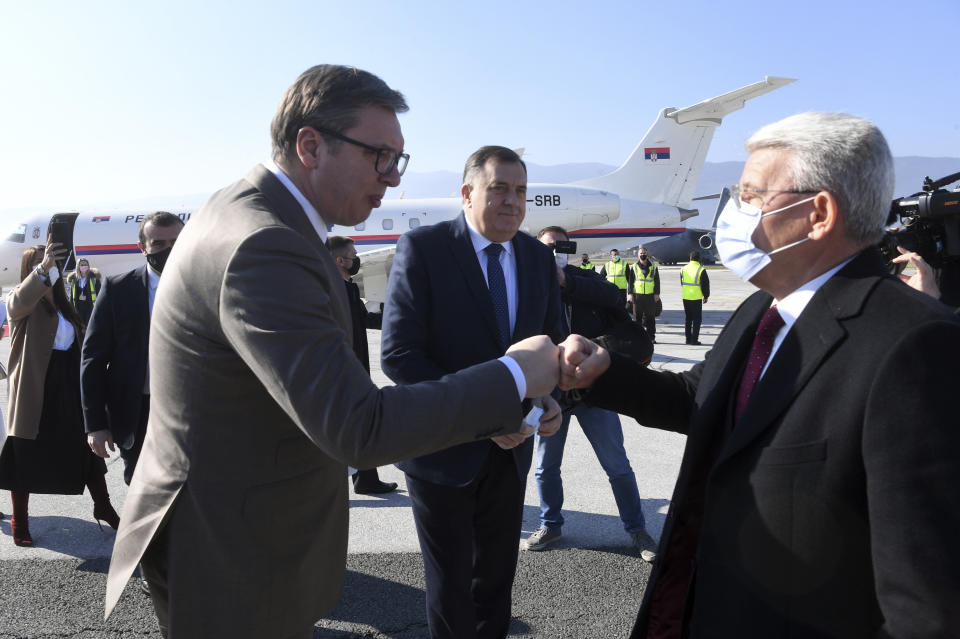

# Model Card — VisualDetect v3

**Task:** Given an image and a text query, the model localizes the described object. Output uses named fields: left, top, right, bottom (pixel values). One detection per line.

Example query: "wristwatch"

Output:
left=35, top=264, right=48, bottom=277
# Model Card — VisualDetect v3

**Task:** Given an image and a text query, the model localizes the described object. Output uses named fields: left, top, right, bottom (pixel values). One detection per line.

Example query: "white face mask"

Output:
left=715, top=195, right=816, bottom=282
left=554, top=253, right=568, bottom=268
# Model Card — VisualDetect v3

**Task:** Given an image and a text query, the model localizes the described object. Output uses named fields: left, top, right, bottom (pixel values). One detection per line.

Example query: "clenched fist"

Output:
left=505, top=335, right=560, bottom=398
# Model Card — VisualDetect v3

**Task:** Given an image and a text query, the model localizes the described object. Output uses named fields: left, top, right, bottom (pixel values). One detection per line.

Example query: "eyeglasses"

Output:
left=731, top=184, right=818, bottom=210
left=312, top=126, right=409, bottom=176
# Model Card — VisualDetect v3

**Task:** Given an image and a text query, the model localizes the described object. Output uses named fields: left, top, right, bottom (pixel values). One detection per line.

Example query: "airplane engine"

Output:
left=698, top=233, right=714, bottom=250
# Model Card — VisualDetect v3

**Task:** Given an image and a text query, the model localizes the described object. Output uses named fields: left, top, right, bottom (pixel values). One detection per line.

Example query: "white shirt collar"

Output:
left=263, top=158, right=329, bottom=243
left=464, top=214, right=513, bottom=258
left=774, top=256, right=855, bottom=330
left=146, top=263, right=161, bottom=288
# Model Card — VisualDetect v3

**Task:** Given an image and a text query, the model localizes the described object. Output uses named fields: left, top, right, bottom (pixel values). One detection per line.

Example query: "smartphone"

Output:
left=554, top=239, right=577, bottom=255
left=46, top=215, right=76, bottom=270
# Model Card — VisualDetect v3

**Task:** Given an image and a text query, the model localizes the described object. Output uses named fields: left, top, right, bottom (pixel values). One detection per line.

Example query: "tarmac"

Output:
left=0, top=265, right=758, bottom=638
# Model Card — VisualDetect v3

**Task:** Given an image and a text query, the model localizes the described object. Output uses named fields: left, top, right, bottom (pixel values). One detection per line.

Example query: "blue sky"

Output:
left=1, top=0, right=958, bottom=209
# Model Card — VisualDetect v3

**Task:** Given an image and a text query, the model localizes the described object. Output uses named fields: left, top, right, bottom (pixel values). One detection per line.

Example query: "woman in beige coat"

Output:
left=0, top=240, right=119, bottom=546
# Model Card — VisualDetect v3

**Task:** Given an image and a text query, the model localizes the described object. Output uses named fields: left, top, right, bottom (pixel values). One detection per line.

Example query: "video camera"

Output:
left=879, top=172, right=960, bottom=306
left=880, top=172, right=960, bottom=269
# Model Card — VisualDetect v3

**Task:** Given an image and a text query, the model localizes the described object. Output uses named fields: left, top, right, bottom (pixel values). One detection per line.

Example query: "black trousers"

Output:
left=119, top=395, right=150, bottom=485
left=632, top=294, right=657, bottom=339
left=405, top=446, right=527, bottom=639
left=683, top=298, right=703, bottom=342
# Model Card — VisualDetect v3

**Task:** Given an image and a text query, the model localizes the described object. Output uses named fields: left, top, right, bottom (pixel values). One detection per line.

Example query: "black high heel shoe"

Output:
left=93, top=503, right=120, bottom=531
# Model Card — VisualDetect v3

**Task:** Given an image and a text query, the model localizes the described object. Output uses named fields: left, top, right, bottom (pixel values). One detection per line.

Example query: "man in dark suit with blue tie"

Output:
left=382, top=146, right=564, bottom=639
left=81, top=211, right=184, bottom=485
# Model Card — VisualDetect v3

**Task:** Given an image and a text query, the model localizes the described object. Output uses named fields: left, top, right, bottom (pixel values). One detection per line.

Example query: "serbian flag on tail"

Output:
left=92, top=215, right=111, bottom=223
left=644, top=147, right=670, bottom=162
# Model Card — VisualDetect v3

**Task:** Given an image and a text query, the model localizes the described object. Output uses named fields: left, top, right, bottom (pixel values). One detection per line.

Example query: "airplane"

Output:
left=0, top=76, right=794, bottom=308
left=642, top=189, right=730, bottom=265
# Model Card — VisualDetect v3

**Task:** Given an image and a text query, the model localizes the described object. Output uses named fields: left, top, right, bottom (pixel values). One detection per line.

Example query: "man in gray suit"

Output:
left=104, top=64, right=561, bottom=639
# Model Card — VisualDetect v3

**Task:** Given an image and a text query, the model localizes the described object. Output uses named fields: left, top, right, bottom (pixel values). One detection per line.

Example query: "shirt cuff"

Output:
left=498, top=355, right=526, bottom=400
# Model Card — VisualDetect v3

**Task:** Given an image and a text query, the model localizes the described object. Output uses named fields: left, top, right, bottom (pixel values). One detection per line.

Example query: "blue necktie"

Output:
left=484, top=243, right=510, bottom=349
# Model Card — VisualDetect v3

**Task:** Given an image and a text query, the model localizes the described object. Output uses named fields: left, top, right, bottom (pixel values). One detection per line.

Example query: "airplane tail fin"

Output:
left=711, top=187, right=730, bottom=229
left=574, top=76, right=795, bottom=209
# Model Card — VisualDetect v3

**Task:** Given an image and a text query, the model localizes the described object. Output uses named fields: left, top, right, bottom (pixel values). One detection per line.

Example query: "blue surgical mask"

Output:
left=715, top=195, right=816, bottom=282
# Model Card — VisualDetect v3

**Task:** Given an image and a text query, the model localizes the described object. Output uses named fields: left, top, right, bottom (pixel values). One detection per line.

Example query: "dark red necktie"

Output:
left=734, top=305, right=785, bottom=422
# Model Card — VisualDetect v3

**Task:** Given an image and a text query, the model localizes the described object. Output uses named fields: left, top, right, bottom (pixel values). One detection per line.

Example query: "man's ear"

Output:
left=808, top=191, right=839, bottom=241
left=461, top=183, right=473, bottom=208
left=296, top=127, right=326, bottom=169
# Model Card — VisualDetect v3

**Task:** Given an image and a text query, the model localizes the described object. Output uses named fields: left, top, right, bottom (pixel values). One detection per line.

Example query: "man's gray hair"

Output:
left=746, top=112, right=894, bottom=245
left=271, top=65, right=409, bottom=162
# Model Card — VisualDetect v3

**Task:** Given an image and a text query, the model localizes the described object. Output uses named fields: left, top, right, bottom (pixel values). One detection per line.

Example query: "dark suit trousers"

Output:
left=406, top=445, right=526, bottom=639
left=683, top=299, right=703, bottom=342
left=119, top=395, right=150, bottom=485
left=632, top=294, right=657, bottom=338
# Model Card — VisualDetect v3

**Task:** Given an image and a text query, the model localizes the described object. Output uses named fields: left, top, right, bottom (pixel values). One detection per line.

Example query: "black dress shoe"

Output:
left=353, top=480, right=399, bottom=495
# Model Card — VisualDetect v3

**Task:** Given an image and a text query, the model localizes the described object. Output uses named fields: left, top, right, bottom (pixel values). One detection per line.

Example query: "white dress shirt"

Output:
left=52, top=311, right=76, bottom=351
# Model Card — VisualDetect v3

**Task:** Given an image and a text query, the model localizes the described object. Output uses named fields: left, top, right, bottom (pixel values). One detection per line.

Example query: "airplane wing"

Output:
left=355, top=246, right=396, bottom=311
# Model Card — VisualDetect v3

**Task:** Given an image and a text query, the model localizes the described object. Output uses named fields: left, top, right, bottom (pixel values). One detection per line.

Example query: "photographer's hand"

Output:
left=41, top=235, right=70, bottom=273
left=893, top=246, right=941, bottom=300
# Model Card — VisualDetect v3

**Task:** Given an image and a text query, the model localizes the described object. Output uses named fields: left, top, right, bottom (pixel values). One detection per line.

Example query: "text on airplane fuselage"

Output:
left=527, top=195, right=561, bottom=207
left=123, top=212, right=192, bottom=224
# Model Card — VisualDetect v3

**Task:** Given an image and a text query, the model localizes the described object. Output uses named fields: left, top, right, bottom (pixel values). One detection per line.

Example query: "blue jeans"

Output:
left=535, top=403, right=646, bottom=533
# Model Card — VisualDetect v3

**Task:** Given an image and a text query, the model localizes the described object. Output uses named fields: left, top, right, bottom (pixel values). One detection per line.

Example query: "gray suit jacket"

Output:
left=105, top=165, right=523, bottom=636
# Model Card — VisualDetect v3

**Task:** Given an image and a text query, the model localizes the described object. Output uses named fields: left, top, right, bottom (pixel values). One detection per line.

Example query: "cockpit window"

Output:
left=6, top=224, right=26, bottom=243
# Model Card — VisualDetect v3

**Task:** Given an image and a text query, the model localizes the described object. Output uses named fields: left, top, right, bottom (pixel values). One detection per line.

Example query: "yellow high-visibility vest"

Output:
left=580, top=262, right=595, bottom=271
left=632, top=263, right=657, bottom=294
left=72, top=277, right=97, bottom=304
left=605, top=260, right=629, bottom=290
left=681, top=261, right=705, bottom=300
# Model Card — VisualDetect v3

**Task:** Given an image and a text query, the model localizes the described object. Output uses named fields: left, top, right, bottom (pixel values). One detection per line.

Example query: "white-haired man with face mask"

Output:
left=559, top=112, right=960, bottom=638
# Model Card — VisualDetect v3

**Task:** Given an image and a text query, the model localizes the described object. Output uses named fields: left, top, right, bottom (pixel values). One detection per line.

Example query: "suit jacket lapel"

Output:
left=715, top=250, right=883, bottom=465
left=511, top=233, right=537, bottom=342
left=136, top=265, right=151, bottom=350
left=696, top=292, right=770, bottom=439
left=449, top=214, right=505, bottom=348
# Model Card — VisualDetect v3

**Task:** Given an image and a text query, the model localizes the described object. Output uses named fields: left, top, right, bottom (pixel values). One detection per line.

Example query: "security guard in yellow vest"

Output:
left=67, top=258, right=101, bottom=325
left=629, top=248, right=660, bottom=341
left=599, top=248, right=633, bottom=309
left=680, top=251, right=710, bottom=345
left=579, top=253, right=596, bottom=272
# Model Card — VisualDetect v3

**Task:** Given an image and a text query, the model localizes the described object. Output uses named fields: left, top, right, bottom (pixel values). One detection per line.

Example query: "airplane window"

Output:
left=354, top=222, right=365, bottom=231
left=5, top=223, right=26, bottom=243
left=382, top=219, right=393, bottom=230
left=409, top=218, right=420, bottom=229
